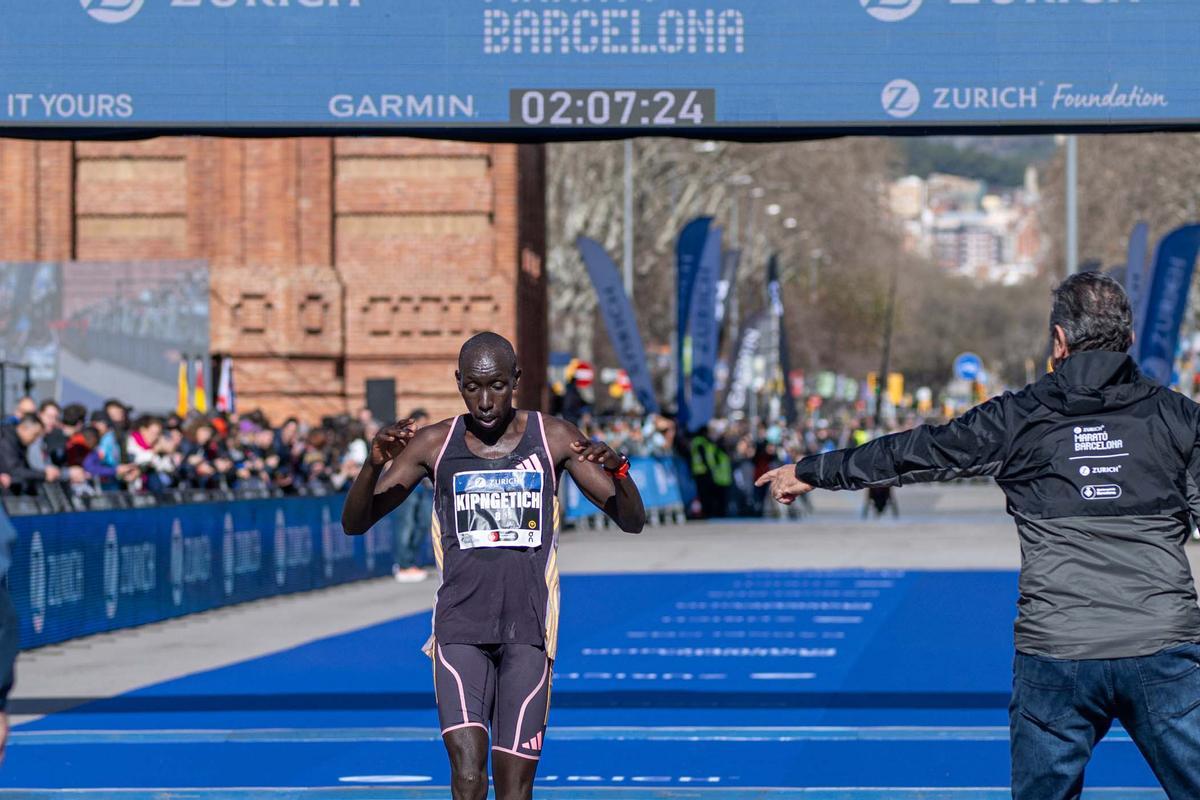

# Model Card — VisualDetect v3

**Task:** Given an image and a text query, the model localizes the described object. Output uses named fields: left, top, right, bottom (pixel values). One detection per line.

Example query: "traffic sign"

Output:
left=953, top=353, right=984, bottom=382
left=789, top=370, right=805, bottom=399
left=573, top=361, right=594, bottom=389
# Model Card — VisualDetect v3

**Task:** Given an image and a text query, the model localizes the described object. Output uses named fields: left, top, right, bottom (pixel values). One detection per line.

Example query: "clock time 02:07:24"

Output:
left=511, top=89, right=714, bottom=127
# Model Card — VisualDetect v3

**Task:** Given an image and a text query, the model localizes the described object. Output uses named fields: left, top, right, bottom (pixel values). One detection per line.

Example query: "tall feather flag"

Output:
left=216, top=356, right=236, bottom=414
left=176, top=356, right=190, bottom=418
left=193, top=357, right=208, bottom=414
left=676, top=217, right=713, bottom=430
left=767, top=255, right=798, bottom=423
left=575, top=238, right=661, bottom=414
left=1136, top=224, right=1200, bottom=384
left=1125, top=221, right=1150, bottom=341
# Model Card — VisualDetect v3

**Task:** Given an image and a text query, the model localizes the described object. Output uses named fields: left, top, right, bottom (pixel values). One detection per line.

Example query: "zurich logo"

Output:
left=223, top=513, right=235, bottom=596
left=322, top=506, right=335, bottom=579
left=275, top=509, right=287, bottom=587
left=170, top=518, right=184, bottom=606
left=30, top=532, right=46, bottom=635
left=81, top=0, right=145, bottom=24
left=861, top=0, right=923, bottom=23
left=882, top=79, right=921, bottom=119
left=104, top=525, right=119, bottom=619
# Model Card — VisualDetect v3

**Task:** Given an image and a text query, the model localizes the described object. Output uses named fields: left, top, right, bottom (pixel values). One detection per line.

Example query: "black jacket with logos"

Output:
left=794, top=350, right=1200, bottom=659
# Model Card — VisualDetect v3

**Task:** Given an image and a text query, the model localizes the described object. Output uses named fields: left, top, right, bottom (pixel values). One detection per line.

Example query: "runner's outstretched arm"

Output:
left=342, top=420, right=448, bottom=535
left=545, top=417, right=645, bottom=533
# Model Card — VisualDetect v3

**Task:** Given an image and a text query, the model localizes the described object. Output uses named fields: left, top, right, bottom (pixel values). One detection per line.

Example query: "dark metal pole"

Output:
left=1066, top=135, right=1079, bottom=276
left=875, top=261, right=900, bottom=424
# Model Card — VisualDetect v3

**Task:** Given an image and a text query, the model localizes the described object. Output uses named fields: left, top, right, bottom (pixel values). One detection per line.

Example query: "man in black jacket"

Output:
left=0, top=415, right=59, bottom=495
left=759, top=272, right=1200, bottom=800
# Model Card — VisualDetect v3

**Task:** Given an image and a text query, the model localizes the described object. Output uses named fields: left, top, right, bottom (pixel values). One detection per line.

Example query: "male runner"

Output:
left=343, top=332, right=645, bottom=800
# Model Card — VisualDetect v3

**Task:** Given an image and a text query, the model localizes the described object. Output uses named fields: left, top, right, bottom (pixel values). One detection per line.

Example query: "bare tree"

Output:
left=1043, top=134, right=1200, bottom=275
left=547, top=138, right=906, bottom=378
left=548, top=135, right=1058, bottom=405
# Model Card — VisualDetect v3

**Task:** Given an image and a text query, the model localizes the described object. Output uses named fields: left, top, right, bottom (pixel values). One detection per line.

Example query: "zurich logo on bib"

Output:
left=81, top=0, right=145, bottom=24
left=861, top=0, right=923, bottom=23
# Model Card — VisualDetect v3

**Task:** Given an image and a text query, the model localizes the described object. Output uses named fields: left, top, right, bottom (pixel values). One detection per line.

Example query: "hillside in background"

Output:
left=900, top=136, right=1056, bottom=188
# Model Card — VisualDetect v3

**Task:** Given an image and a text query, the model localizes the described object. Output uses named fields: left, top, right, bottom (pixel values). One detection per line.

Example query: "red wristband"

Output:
left=607, top=459, right=631, bottom=480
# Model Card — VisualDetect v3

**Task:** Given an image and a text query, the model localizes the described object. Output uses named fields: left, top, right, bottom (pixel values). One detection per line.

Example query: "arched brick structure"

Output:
left=0, top=138, right=547, bottom=423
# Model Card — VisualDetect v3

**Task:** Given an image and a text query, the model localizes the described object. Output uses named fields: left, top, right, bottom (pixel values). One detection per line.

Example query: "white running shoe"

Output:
left=395, top=567, right=427, bottom=583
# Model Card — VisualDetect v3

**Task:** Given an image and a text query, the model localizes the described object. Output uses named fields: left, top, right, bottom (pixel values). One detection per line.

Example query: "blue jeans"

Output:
left=1010, top=643, right=1200, bottom=800
left=392, top=483, right=432, bottom=570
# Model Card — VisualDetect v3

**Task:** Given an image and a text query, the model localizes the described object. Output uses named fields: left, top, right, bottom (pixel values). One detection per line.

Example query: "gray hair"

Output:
left=1049, top=272, right=1133, bottom=354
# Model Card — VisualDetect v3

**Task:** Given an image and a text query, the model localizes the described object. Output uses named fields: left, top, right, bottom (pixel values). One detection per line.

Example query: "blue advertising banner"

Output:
left=724, top=312, right=766, bottom=417
left=676, top=217, right=712, bottom=429
left=766, top=254, right=798, bottom=422
left=1136, top=225, right=1200, bottom=385
left=2, top=3, right=1192, bottom=134
left=1124, top=221, right=1150, bottom=344
left=576, top=237, right=661, bottom=414
left=688, top=226, right=723, bottom=431
left=9, top=495, right=396, bottom=650
left=563, top=456, right=686, bottom=522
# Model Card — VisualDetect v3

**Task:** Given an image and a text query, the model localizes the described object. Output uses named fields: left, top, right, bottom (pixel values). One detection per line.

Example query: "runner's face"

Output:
left=458, top=356, right=519, bottom=432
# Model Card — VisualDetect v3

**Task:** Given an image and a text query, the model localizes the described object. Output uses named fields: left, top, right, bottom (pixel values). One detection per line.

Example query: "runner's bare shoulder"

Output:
left=409, top=418, right=456, bottom=461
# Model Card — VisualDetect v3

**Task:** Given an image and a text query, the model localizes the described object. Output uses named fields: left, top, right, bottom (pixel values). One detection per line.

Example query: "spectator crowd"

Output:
left=572, top=409, right=926, bottom=520
left=1, top=391, right=930, bottom=524
left=0, top=396, right=442, bottom=583
left=0, top=395, right=389, bottom=501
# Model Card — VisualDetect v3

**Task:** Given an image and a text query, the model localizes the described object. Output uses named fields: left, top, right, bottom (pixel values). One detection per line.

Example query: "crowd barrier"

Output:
left=562, top=456, right=692, bottom=525
left=9, top=458, right=695, bottom=649
left=8, top=494, right=396, bottom=650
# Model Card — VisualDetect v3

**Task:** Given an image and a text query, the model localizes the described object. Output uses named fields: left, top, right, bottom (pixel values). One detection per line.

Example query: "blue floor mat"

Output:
left=2, top=570, right=1164, bottom=794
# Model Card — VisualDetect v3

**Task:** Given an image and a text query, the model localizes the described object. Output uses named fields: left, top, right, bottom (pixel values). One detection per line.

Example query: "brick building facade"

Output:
left=0, top=138, right=547, bottom=423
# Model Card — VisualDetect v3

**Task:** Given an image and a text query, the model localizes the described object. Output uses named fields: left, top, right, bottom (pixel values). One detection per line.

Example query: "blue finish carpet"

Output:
left=1, top=570, right=1164, bottom=797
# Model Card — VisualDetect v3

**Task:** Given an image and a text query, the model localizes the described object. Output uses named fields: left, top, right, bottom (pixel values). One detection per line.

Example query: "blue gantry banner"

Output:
left=0, top=1, right=1194, bottom=132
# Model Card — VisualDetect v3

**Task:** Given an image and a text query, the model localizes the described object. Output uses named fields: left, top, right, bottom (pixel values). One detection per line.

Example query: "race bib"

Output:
left=453, top=469, right=544, bottom=550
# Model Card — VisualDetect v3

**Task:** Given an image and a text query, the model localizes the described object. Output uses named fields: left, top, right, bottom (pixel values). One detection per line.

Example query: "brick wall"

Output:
left=0, top=137, right=547, bottom=424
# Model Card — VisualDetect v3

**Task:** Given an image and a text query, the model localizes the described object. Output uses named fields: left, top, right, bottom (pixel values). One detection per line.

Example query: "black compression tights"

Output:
left=444, top=727, right=539, bottom=800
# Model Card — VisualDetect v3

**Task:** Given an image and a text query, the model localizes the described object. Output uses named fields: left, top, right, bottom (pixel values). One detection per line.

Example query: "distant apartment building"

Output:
left=888, top=167, right=1042, bottom=285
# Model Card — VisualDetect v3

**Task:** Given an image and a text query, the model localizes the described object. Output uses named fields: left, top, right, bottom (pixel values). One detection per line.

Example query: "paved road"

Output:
left=13, top=483, right=1199, bottom=725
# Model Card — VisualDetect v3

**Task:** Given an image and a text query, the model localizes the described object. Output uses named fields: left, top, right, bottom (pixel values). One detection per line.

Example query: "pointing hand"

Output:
left=755, top=466, right=814, bottom=506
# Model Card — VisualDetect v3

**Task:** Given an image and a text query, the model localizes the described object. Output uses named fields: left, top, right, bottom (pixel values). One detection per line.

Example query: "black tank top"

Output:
left=428, top=411, right=560, bottom=651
